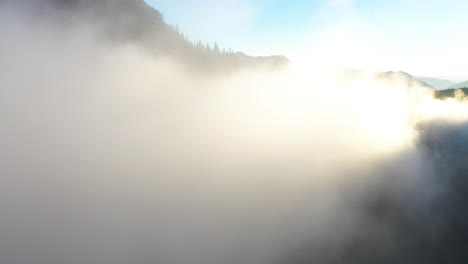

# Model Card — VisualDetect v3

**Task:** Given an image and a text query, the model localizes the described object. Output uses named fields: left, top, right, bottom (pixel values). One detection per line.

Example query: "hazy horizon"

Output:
left=146, top=0, right=468, bottom=80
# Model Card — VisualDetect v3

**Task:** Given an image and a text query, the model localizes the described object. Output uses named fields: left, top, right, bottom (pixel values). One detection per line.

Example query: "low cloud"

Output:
left=1, top=5, right=468, bottom=264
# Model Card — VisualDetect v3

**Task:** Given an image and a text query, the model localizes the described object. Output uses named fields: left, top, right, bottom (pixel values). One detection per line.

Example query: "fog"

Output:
left=1, top=5, right=468, bottom=264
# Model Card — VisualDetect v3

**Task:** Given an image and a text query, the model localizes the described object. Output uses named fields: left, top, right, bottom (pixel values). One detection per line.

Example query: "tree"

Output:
left=205, top=43, right=212, bottom=53
left=196, top=41, right=204, bottom=50
left=213, top=42, right=220, bottom=54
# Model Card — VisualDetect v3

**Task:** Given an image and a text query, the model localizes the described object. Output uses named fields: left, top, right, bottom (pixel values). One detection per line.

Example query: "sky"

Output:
left=145, top=0, right=468, bottom=79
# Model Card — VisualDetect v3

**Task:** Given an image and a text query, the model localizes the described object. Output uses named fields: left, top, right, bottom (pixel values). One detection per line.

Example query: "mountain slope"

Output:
left=418, top=77, right=455, bottom=90
left=2, top=0, right=288, bottom=72
left=435, top=88, right=468, bottom=100
left=377, top=71, right=434, bottom=90
left=449, top=81, right=468, bottom=89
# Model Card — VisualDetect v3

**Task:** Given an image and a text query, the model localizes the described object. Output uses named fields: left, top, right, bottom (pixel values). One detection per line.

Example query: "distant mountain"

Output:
left=376, top=71, right=435, bottom=90
left=449, top=81, right=468, bottom=89
left=2, top=0, right=288, bottom=72
left=417, top=77, right=455, bottom=90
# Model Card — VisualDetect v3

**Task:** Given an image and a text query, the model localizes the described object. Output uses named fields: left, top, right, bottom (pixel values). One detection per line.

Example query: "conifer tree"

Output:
left=196, top=41, right=204, bottom=50
left=205, top=43, right=212, bottom=53
left=213, top=42, right=220, bottom=54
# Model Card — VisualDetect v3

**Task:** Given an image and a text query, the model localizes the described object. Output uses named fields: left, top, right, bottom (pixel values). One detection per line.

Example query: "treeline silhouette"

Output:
left=1, top=0, right=288, bottom=73
left=436, top=88, right=468, bottom=99
left=169, top=23, right=235, bottom=55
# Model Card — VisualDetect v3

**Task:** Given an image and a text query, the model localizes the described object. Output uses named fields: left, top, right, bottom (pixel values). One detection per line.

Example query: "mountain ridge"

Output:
left=377, top=71, right=435, bottom=90
left=2, top=0, right=288, bottom=72
left=417, top=77, right=455, bottom=90
left=449, top=80, right=468, bottom=89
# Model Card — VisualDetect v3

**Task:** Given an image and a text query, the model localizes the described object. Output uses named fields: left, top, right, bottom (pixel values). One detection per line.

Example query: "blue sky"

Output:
left=145, top=0, right=323, bottom=55
left=145, top=0, right=468, bottom=79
